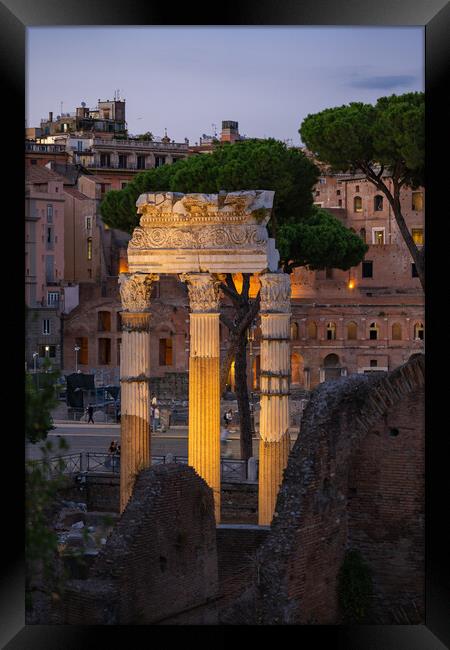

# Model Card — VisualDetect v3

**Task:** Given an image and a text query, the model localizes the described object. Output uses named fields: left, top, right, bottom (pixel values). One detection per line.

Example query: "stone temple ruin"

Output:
left=119, top=190, right=292, bottom=525
left=36, top=189, right=425, bottom=625
left=57, top=354, right=424, bottom=624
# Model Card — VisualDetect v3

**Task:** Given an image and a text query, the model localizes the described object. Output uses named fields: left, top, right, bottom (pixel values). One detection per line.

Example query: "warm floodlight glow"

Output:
left=348, top=279, right=355, bottom=289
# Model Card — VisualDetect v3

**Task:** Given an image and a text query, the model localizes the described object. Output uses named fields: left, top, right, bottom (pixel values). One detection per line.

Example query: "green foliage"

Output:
left=299, top=92, right=424, bottom=187
left=278, top=207, right=368, bottom=271
left=337, top=549, right=373, bottom=623
left=25, top=361, right=59, bottom=443
left=25, top=438, right=70, bottom=609
left=100, top=138, right=319, bottom=235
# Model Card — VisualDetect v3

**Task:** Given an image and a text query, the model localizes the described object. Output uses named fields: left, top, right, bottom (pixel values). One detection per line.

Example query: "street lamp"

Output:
left=74, top=345, right=81, bottom=373
left=45, top=345, right=50, bottom=357
left=32, top=351, right=38, bottom=373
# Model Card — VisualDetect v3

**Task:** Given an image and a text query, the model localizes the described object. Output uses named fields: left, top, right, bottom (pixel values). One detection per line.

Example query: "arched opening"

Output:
left=392, top=323, right=402, bottom=340
left=359, top=227, right=366, bottom=243
left=414, top=322, right=424, bottom=340
left=252, top=355, right=260, bottom=390
left=354, top=196, right=362, bottom=212
left=290, top=322, right=299, bottom=340
left=291, top=352, right=305, bottom=386
left=307, top=321, right=317, bottom=340
left=322, top=353, right=341, bottom=381
left=326, top=322, right=337, bottom=341
left=369, top=322, right=379, bottom=340
left=374, top=195, right=383, bottom=211
left=227, top=359, right=236, bottom=392
left=347, top=321, right=358, bottom=340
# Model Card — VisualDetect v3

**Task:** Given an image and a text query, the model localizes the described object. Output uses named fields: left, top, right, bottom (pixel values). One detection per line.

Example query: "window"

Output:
left=98, top=311, right=111, bottom=332
left=347, top=322, right=358, bottom=340
left=290, top=322, right=299, bottom=340
left=369, top=322, right=379, bottom=340
left=117, top=339, right=121, bottom=366
left=155, top=156, right=166, bottom=167
left=85, top=216, right=92, bottom=231
left=412, top=263, right=419, bottom=278
left=87, top=268, right=92, bottom=279
left=31, top=159, right=37, bottom=165
left=355, top=185, right=360, bottom=193
left=338, top=199, right=342, bottom=207
left=137, top=155, right=146, bottom=169
left=392, top=323, right=402, bottom=340
left=118, top=154, right=128, bottom=169
left=47, top=291, right=59, bottom=306
left=336, top=189, right=341, bottom=196
left=98, top=338, right=111, bottom=365
left=360, top=228, right=366, bottom=243
left=374, top=195, right=383, bottom=211
left=315, top=190, right=320, bottom=196
left=100, top=153, right=111, bottom=167
left=47, top=205, right=53, bottom=223
left=362, top=261, right=373, bottom=278
left=412, top=228, right=424, bottom=245
left=42, top=319, right=51, bottom=335
left=326, top=322, right=337, bottom=340
left=121, top=181, right=128, bottom=189
left=87, top=237, right=92, bottom=260
left=414, top=322, right=424, bottom=340
left=412, top=191, right=423, bottom=211
left=75, top=337, right=89, bottom=365
left=307, top=321, right=317, bottom=340
left=159, top=338, right=173, bottom=366
left=117, top=313, right=122, bottom=331
left=319, top=178, right=326, bottom=184
left=370, top=359, right=378, bottom=367
left=372, top=228, right=385, bottom=245
left=354, top=196, right=362, bottom=212
left=38, top=344, right=56, bottom=358
left=77, top=141, right=83, bottom=152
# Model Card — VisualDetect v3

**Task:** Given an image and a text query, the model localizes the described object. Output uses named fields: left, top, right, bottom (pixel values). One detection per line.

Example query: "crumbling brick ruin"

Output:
left=246, top=353, right=425, bottom=624
left=60, top=464, right=219, bottom=624
left=54, top=354, right=424, bottom=625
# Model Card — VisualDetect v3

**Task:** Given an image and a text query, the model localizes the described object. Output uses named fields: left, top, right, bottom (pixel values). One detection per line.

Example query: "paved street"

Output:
left=25, top=422, right=263, bottom=461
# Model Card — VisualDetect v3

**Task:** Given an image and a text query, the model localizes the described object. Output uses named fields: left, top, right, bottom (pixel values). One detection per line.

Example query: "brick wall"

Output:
left=252, top=354, right=424, bottom=624
left=61, top=464, right=219, bottom=624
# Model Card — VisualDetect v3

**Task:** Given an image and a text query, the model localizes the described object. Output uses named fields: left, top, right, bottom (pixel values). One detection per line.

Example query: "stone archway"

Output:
left=291, top=352, right=305, bottom=386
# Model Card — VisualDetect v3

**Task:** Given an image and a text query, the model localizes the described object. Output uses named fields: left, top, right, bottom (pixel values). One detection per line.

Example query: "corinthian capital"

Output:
left=180, top=273, right=221, bottom=313
left=259, top=272, right=291, bottom=313
left=119, top=273, right=159, bottom=312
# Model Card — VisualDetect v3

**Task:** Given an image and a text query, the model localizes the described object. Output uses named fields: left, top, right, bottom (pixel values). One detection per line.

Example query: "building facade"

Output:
left=25, top=167, right=66, bottom=369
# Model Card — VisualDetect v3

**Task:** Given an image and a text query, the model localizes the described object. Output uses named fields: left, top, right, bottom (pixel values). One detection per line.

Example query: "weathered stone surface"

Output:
left=61, top=464, right=219, bottom=625
left=128, top=191, right=278, bottom=274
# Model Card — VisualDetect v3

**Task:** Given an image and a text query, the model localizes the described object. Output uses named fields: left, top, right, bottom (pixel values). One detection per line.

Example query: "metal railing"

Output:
left=29, top=452, right=258, bottom=482
left=28, top=453, right=83, bottom=477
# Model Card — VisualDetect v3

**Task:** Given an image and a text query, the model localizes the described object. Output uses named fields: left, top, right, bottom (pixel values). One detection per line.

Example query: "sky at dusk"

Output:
left=26, top=26, right=424, bottom=146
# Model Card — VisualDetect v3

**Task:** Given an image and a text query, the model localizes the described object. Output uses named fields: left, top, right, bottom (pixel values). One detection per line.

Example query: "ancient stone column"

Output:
left=181, top=273, right=221, bottom=522
left=118, top=272, right=158, bottom=512
left=258, top=272, right=291, bottom=526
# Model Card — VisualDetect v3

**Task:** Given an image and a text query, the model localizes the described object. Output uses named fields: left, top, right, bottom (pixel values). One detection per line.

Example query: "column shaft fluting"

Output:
left=258, top=273, right=291, bottom=526
left=118, top=273, right=157, bottom=513
left=182, top=273, right=221, bottom=522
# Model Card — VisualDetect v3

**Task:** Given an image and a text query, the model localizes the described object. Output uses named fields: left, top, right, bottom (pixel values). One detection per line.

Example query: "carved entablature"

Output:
left=179, top=273, right=221, bottom=313
left=128, top=191, right=279, bottom=275
left=119, top=273, right=159, bottom=312
left=259, top=273, right=291, bottom=313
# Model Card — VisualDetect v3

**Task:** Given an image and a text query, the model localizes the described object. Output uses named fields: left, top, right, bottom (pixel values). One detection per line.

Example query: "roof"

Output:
left=25, top=166, right=65, bottom=184
left=81, top=174, right=110, bottom=184
left=64, top=186, right=89, bottom=200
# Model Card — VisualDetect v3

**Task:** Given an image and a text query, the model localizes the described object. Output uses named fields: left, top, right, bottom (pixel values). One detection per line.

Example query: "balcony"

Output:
left=93, top=138, right=189, bottom=151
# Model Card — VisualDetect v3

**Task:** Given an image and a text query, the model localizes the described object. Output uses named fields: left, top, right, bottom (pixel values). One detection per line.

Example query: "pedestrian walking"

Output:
left=87, top=404, right=94, bottom=424
left=105, top=440, right=117, bottom=469
left=220, top=425, right=232, bottom=458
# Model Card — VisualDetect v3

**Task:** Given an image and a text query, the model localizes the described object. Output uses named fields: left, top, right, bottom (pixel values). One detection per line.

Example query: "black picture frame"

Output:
left=3, top=1, right=448, bottom=647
